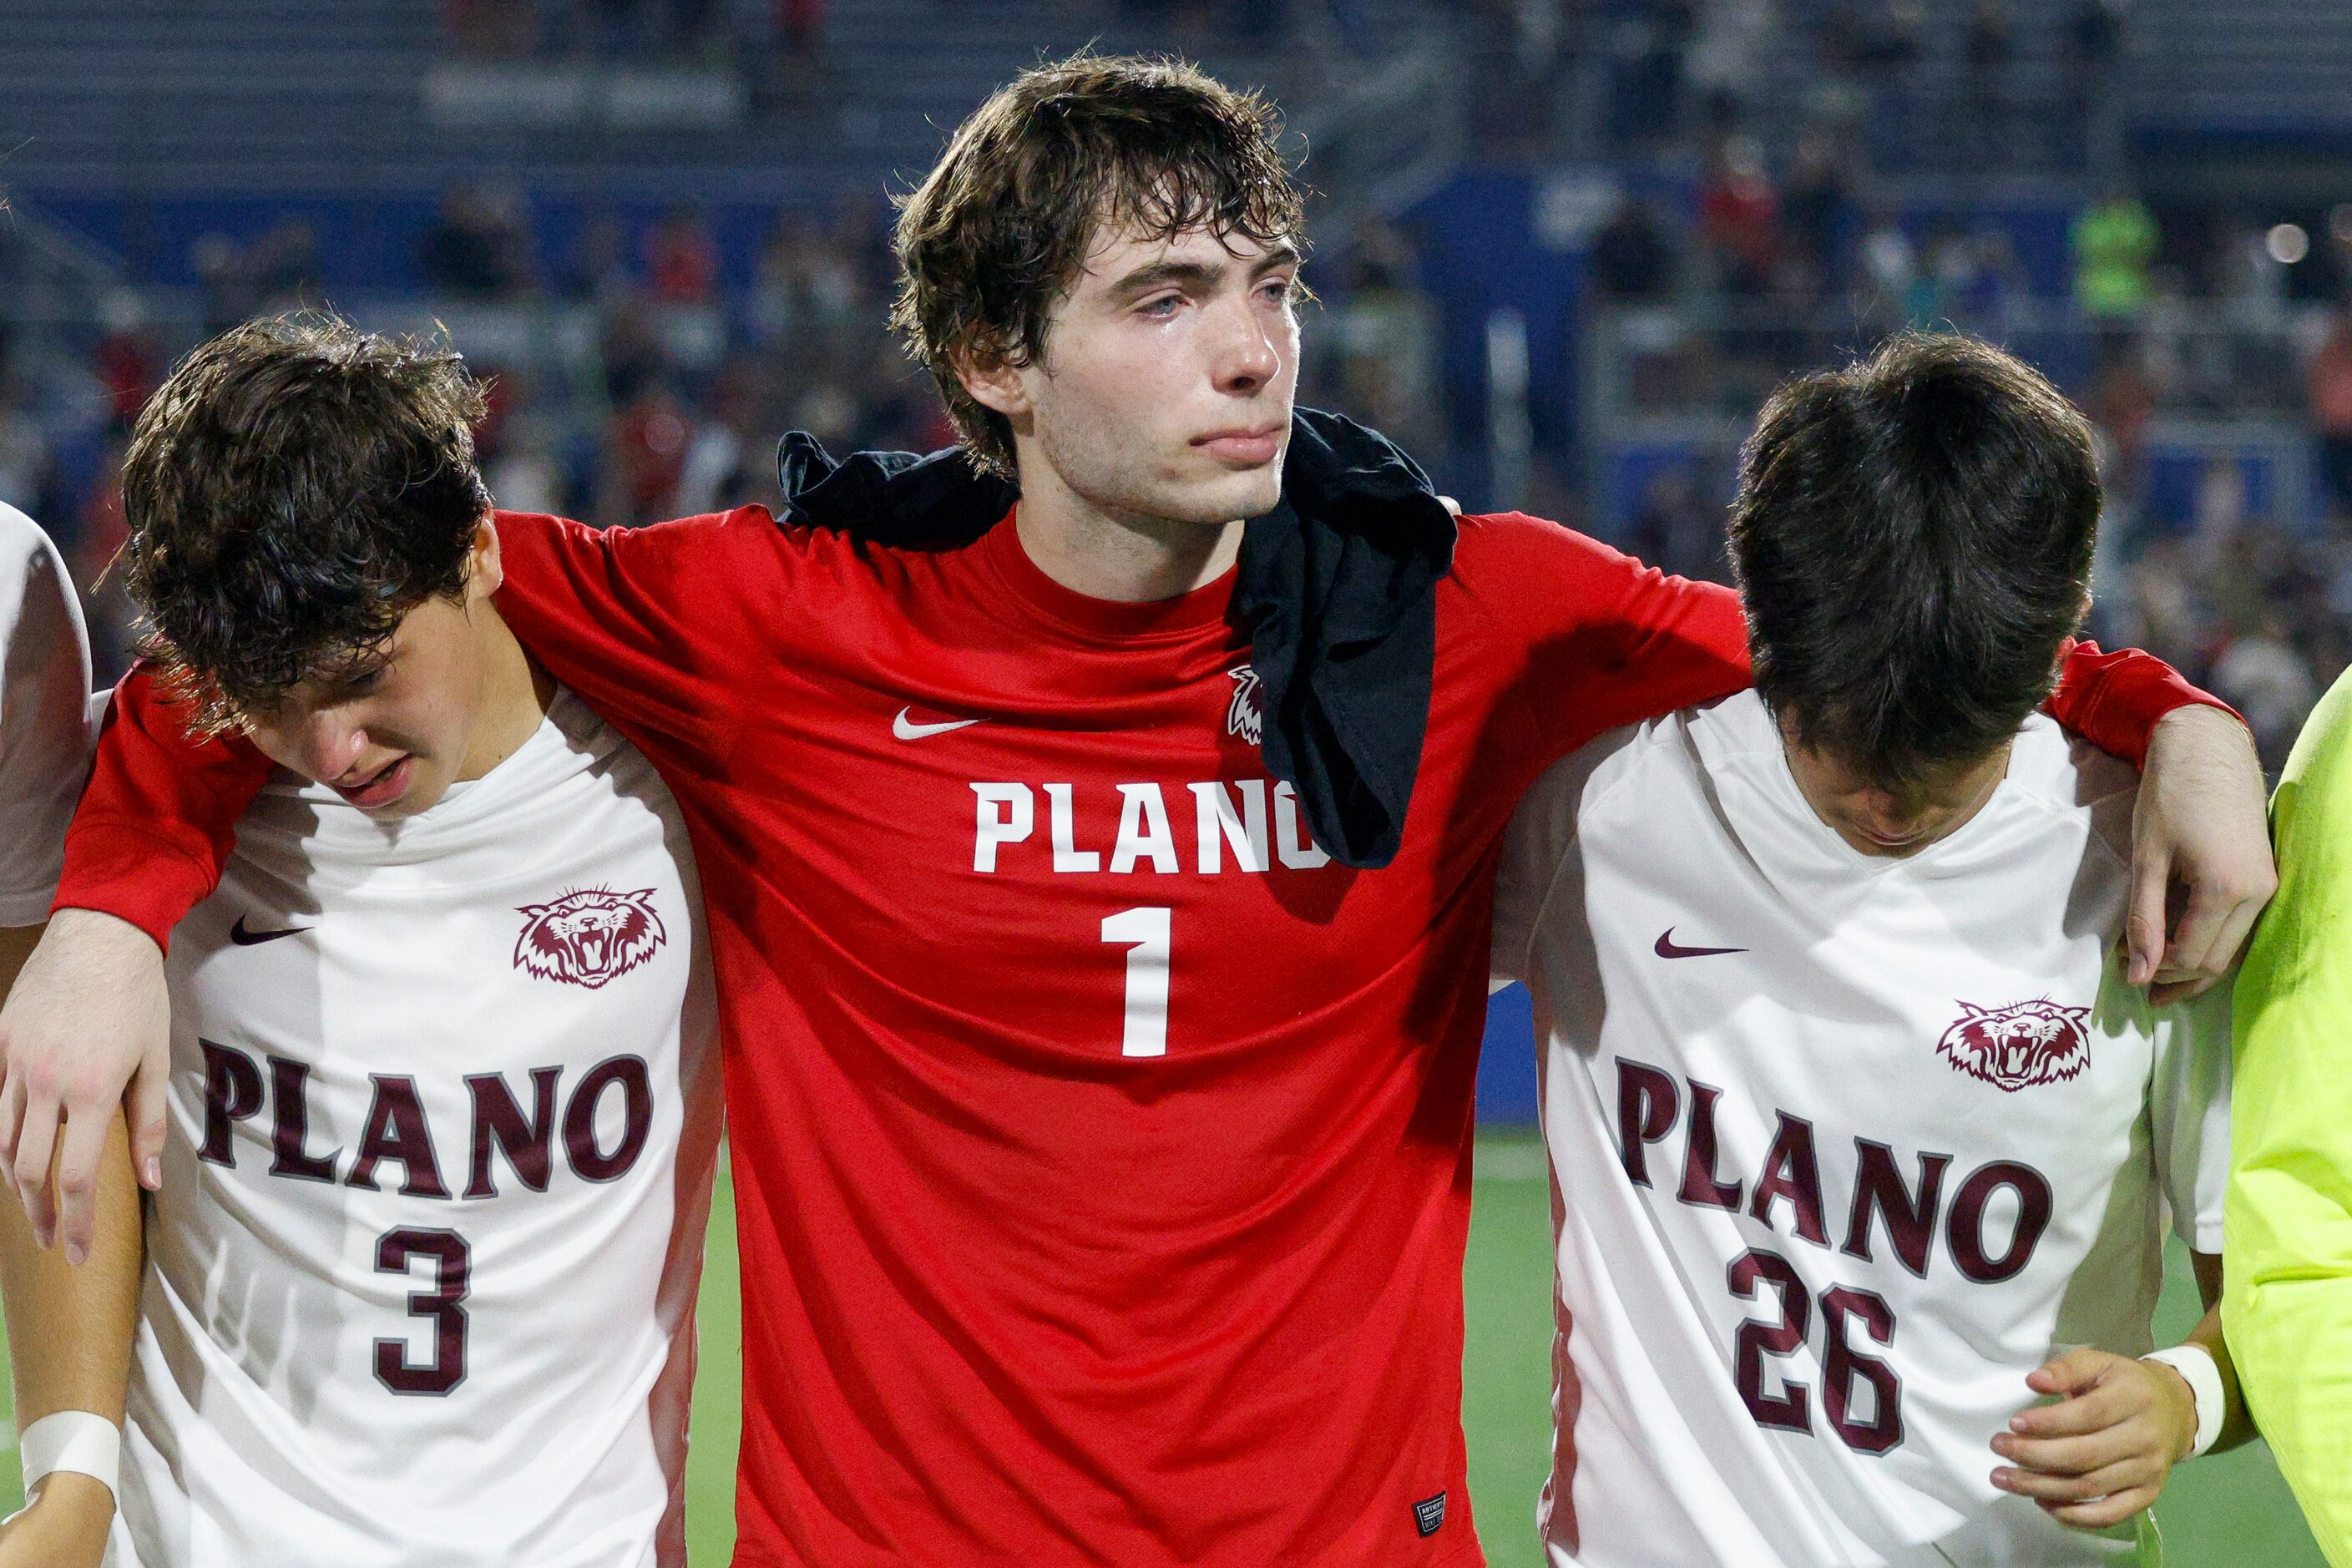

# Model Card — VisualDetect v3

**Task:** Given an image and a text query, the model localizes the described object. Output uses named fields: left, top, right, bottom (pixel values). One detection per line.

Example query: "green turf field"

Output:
left=1, top=1136, right=2324, bottom=1564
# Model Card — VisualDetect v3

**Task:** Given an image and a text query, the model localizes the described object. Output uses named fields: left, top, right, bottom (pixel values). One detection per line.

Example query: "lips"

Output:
left=331, top=755, right=415, bottom=810
left=1192, top=425, right=1285, bottom=466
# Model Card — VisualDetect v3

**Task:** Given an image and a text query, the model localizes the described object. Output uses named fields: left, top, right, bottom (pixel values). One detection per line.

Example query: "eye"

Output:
left=1137, top=292, right=1183, bottom=319
left=1260, top=276, right=1297, bottom=305
left=343, top=666, right=386, bottom=695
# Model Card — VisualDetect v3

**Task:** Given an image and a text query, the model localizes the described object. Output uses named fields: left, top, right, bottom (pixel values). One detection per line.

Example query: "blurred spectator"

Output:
left=647, top=208, right=721, bottom=305
left=1778, top=129, right=1854, bottom=300
left=1962, top=0, right=2013, bottom=164
left=2214, top=616, right=2320, bottom=772
left=559, top=212, right=638, bottom=303
left=190, top=234, right=258, bottom=336
left=93, top=291, right=162, bottom=433
left=418, top=185, right=538, bottom=300
left=2071, top=190, right=2157, bottom=319
left=598, top=381, right=693, bottom=529
left=1686, top=0, right=1773, bottom=133
left=1588, top=197, right=1678, bottom=301
left=1605, top=2, right=1696, bottom=150
left=1629, top=468, right=1727, bottom=583
left=1697, top=135, right=1778, bottom=296
left=778, top=0, right=824, bottom=57
left=2309, top=303, right=2352, bottom=524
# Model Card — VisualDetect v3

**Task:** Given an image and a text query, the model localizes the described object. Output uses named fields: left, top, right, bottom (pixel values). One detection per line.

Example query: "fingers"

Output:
left=2046, top=1484, right=2162, bottom=1531
left=49, top=1105, right=112, bottom=1267
left=10, top=1088, right=59, bottom=1248
left=2023, top=1347, right=2117, bottom=1401
left=1998, top=1417, right=2145, bottom=1479
left=0, top=1070, right=22, bottom=1201
left=2011, top=1386, right=2135, bottom=1439
left=2123, top=847, right=2169, bottom=987
left=2148, top=974, right=2218, bottom=1008
left=128, top=1052, right=169, bottom=1192
left=1994, top=1453, right=2148, bottom=1504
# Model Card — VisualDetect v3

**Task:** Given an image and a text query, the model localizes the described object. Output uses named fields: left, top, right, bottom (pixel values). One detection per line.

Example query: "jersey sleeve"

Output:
left=0, top=508, right=96, bottom=926
left=1491, top=725, right=1642, bottom=989
left=488, top=506, right=802, bottom=772
left=2147, top=983, right=2233, bottom=1254
left=52, top=666, right=272, bottom=948
left=2223, top=668, right=2352, bottom=1561
left=2043, top=638, right=2233, bottom=770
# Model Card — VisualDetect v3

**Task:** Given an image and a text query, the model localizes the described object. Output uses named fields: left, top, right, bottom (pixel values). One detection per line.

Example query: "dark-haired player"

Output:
left=1493, top=336, right=2251, bottom=1565
left=0, top=319, right=721, bottom=1566
left=6, top=61, right=2269, bottom=1566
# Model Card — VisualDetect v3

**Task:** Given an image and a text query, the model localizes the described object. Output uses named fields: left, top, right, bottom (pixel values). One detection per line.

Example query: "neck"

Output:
left=1010, top=455, right=1242, bottom=604
left=456, top=602, right=554, bottom=782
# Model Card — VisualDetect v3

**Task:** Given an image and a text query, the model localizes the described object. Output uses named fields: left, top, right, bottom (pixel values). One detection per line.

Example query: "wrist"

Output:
left=2142, top=1343, right=2223, bottom=1460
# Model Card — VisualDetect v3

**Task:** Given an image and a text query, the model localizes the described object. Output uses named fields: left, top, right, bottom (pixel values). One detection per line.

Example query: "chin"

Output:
left=1173, top=463, right=1284, bottom=525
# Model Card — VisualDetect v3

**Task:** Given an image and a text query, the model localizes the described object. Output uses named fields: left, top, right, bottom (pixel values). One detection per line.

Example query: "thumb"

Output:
left=2124, top=845, right=2169, bottom=987
left=128, top=1050, right=169, bottom=1191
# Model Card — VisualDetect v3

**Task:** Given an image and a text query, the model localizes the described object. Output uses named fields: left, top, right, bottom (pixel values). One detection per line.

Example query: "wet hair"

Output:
left=121, top=312, right=490, bottom=731
left=890, top=51, right=1307, bottom=476
left=1728, top=332, right=2100, bottom=787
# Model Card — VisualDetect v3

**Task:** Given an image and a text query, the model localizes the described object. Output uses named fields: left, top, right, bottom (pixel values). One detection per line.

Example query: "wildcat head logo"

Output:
left=514, top=888, right=667, bottom=989
left=1936, top=999, right=2092, bottom=1091
left=1227, top=664, right=1262, bottom=745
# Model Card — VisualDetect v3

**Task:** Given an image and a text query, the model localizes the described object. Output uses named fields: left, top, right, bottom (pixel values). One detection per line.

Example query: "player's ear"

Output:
left=466, top=513, right=503, bottom=601
left=953, top=344, right=1033, bottom=423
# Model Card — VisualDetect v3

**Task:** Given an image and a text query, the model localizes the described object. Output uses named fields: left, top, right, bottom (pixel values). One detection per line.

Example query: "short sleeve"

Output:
left=2147, top=984, right=2232, bottom=1254
left=0, top=506, right=95, bottom=926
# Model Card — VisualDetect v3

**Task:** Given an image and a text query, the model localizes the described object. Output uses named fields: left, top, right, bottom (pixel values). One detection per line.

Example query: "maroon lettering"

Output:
left=1821, top=1287, right=1904, bottom=1454
left=1616, top=1058, right=1680, bottom=1188
left=1748, top=1112, right=1828, bottom=1245
left=198, top=1039, right=264, bottom=1167
left=1728, top=1249, right=1811, bottom=1434
left=465, top=1067, right=561, bottom=1199
left=1678, top=1080, right=1744, bottom=1211
left=564, top=1056, right=652, bottom=1183
left=1947, top=1161, right=2055, bottom=1283
left=268, top=1056, right=341, bottom=1182
left=373, top=1227, right=469, bottom=1396
left=1841, top=1141, right=1950, bottom=1278
left=345, top=1076, right=451, bottom=1198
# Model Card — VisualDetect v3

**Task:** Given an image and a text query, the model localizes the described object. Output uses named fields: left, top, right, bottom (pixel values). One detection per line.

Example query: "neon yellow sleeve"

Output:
left=2228, top=668, right=2352, bottom=1568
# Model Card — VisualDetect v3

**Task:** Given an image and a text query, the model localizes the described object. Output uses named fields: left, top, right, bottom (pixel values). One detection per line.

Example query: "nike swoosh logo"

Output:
left=1655, top=928, right=1748, bottom=959
left=230, top=915, right=310, bottom=946
left=893, top=708, right=985, bottom=741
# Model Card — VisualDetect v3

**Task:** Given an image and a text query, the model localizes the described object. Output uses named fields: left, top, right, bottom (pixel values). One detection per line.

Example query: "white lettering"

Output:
left=1109, top=783, right=1180, bottom=874
left=971, top=783, right=1034, bottom=873
left=1189, top=780, right=1269, bottom=873
left=1045, top=782, right=1100, bottom=873
left=1274, top=781, right=1331, bottom=869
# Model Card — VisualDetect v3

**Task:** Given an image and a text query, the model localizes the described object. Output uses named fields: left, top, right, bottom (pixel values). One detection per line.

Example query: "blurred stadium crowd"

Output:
left=3, top=0, right=2349, bottom=769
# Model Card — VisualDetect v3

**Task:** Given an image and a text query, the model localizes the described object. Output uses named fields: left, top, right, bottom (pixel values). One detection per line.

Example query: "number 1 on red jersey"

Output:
left=1101, top=907, right=1171, bottom=1057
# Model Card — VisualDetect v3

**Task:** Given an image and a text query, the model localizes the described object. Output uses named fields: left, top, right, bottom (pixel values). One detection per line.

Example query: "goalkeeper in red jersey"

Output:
left=2, top=55, right=2273, bottom=1566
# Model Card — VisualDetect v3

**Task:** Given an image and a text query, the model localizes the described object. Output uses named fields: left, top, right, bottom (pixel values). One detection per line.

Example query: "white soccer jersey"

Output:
left=1492, top=690, right=2229, bottom=1568
left=0, top=503, right=94, bottom=924
left=107, top=689, right=721, bottom=1568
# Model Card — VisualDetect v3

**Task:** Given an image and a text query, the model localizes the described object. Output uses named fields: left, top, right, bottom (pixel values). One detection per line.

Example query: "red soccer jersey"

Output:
left=58, top=506, right=2208, bottom=1567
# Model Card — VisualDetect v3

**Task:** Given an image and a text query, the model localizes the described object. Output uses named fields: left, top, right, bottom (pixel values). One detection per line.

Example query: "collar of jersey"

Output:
left=976, top=505, right=1239, bottom=645
left=1699, top=690, right=2029, bottom=880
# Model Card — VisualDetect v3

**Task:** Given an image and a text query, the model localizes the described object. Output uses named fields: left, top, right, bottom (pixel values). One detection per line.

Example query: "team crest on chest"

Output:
left=1936, top=999, right=2092, bottom=1091
left=1226, top=664, right=1262, bottom=744
left=513, top=888, right=667, bottom=989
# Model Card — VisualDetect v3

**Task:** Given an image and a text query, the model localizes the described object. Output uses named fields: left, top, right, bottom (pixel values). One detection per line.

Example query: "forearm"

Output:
left=0, top=1110, right=140, bottom=1432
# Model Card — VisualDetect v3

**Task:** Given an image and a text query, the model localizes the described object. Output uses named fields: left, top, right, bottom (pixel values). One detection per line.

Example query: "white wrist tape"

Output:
left=2142, top=1344, right=2224, bottom=1459
left=18, top=1410, right=121, bottom=1501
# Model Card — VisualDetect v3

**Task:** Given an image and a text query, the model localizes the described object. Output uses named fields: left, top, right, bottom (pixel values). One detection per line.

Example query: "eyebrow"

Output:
left=1105, top=242, right=1302, bottom=303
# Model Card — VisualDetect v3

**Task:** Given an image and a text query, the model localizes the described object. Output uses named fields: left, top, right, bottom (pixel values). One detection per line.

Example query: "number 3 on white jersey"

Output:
left=1101, top=907, right=1171, bottom=1057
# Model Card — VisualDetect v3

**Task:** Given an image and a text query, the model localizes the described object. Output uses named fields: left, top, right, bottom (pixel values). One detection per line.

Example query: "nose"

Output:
left=1209, top=295, right=1282, bottom=394
left=298, top=710, right=370, bottom=784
